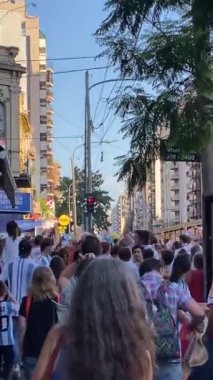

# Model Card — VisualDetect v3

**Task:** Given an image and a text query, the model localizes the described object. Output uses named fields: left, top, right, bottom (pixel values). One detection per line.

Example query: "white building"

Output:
left=161, top=161, right=202, bottom=226
left=111, top=193, right=132, bottom=234
left=131, top=160, right=202, bottom=231
left=0, top=1, right=55, bottom=202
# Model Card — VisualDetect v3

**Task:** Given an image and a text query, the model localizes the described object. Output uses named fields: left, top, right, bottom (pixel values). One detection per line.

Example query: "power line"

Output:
left=54, top=111, right=82, bottom=131
left=3, top=135, right=82, bottom=141
left=98, top=24, right=143, bottom=141
left=1, top=65, right=112, bottom=82
left=92, top=64, right=109, bottom=124
left=16, top=55, right=97, bottom=63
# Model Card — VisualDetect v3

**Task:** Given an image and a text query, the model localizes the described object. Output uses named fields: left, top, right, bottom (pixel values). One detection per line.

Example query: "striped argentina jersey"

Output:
left=37, top=254, right=52, bottom=267
left=1, top=258, right=37, bottom=304
left=0, top=301, right=19, bottom=346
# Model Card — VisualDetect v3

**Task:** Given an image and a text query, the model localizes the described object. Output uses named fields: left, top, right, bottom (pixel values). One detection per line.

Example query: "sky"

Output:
left=30, top=0, right=129, bottom=203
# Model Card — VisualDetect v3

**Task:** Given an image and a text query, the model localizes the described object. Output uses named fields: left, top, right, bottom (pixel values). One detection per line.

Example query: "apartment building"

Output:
left=0, top=0, right=34, bottom=183
left=0, top=1, right=57, bottom=210
left=111, top=193, right=132, bottom=234
left=161, top=161, right=202, bottom=226
left=132, top=189, right=150, bottom=230
left=38, top=32, right=54, bottom=195
left=132, top=160, right=202, bottom=230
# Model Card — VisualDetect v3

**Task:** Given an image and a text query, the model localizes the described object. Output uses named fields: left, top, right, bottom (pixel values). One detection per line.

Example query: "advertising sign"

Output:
left=0, top=191, right=32, bottom=213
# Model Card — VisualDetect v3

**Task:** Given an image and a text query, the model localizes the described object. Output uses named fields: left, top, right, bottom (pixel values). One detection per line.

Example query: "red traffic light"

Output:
left=86, top=196, right=96, bottom=205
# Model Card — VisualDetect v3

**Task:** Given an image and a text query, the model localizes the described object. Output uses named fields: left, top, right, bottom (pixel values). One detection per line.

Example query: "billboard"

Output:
left=0, top=191, right=32, bottom=213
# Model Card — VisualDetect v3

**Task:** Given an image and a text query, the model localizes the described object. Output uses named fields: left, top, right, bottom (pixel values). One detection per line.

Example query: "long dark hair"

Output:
left=170, top=253, right=191, bottom=283
left=68, top=258, right=155, bottom=380
left=6, top=221, right=18, bottom=241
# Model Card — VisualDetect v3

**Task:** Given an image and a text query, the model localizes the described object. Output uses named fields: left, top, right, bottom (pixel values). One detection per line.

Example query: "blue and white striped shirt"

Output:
left=0, top=301, right=19, bottom=346
left=0, top=258, right=37, bottom=304
left=37, top=254, right=52, bottom=267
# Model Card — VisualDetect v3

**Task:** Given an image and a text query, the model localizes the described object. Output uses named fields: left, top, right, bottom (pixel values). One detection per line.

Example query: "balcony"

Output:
left=47, top=149, right=53, bottom=156
left=40, top=175, right=48, bottom=186
left=170, top=173, right=179, bottom=180
left=170, top=183, right=179, bottom=190
left=47, top=106, right=53, bottom=116
left=46, top=89, right=54, bottom=103
left=169, top=216, right=180, bottom=224
left=46, top=68, right=53, bottom=88
left=47, top=118, right=53, bottom=129
left=170, top=204, right=180, bottom=212
left=47, top=158, right=54, bottom=168
left=47, top=133, right=53, bottom=142
left=40, top=158, right=47, bottom=169
left=40, top=141, right=47, bottom=151
left=171, top=195, right=179, bottom=201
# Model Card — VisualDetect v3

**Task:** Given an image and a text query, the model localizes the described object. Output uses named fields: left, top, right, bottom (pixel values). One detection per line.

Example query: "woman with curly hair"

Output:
left=33, top=258, right=155, bottom=380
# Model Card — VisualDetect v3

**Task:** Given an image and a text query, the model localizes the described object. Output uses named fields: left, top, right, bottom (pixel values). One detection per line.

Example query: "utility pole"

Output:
left=68, top=184, right=72, bottom=235
left=71, top=157, right=77, bottom=237
left=85, top=71, right=93, bottom=231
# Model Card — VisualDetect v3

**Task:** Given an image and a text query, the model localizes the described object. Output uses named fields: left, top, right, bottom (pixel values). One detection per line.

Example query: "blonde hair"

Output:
left=29, top=267, right=57, bottom=301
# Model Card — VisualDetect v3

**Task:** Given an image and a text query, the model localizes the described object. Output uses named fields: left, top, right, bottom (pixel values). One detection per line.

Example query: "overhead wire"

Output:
left=1, top=65, right=112, bottom=82
left=92, top=63, right=110, bottom=125
left=16, top=55, right=97, bottom=63
left=98, top=23, right=143, bottom=143
left=53, top=110, right=82, bottom=132
left=3, top=135, right=82, bottom=141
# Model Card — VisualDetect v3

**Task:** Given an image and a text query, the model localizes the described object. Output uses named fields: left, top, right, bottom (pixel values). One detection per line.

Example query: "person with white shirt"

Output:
left=180, top=234, right=193, bottom=255
left=0, top=239, right=37, bottom=376
left=118, top=246, right=139, bottom=282
left=37, top=238, right=54, bottom=267
left=31, top=235, right=43, bottom=261
left=1, top=221, right=21, bottom=268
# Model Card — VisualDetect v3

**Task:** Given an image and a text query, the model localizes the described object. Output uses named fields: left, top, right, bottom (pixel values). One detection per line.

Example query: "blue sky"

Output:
left=32, top=0, right=128, bottom=202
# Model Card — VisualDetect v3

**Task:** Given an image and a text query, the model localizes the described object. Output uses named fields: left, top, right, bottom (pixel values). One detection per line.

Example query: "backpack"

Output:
left=141, top=280, right=180, bottom=360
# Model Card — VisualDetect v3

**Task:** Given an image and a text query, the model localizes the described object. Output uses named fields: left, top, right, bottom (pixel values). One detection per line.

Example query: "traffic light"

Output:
left=85, top=195, right=97, bottom=214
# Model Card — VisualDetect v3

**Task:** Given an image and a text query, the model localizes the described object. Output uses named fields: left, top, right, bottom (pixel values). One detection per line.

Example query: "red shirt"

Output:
left=188, top=269, right=204, bottom=303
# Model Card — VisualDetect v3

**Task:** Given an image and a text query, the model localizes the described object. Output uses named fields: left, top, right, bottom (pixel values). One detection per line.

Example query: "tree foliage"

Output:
left=55, top=168, right=113, bottom=230
left=96, top=0, right=213, bottom=193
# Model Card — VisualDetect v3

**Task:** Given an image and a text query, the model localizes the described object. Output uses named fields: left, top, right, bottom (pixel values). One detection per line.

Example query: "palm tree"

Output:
left=97, top=0, right=213, bottom=193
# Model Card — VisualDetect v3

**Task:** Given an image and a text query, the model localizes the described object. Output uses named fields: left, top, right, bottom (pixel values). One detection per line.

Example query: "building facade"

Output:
left=0, top=0, right=57, bottom=214
left=161, top=161, right=202, bottom=227
left=111, top=193, right=132, bottom=235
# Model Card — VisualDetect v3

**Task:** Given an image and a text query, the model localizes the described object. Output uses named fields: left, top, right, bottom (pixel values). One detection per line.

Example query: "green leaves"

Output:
left=55, top=170, right=113, bottom=230
left=97, top=0, right=213, bottom=193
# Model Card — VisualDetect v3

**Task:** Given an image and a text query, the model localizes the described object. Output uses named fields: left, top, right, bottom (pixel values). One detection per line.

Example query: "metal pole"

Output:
left=71, top=157, right=77, bottom=237
left=84, top=74, right=88, bottom=231
left=85, top=71, right=92, bottom=232
left=68, top=184, right=71, bottom=234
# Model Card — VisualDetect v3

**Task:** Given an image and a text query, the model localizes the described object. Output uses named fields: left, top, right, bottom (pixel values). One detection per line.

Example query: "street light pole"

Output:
left=71, top=157, right=77, bottom=237
left=85, top=71, right=92, bottom=231
left=84, top=76, right=136, bottom=232
left=68, top=183, right=72, bottom=234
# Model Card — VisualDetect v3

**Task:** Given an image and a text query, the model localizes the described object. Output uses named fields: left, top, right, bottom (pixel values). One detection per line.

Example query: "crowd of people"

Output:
left=0, top=220, right=211, bottom=379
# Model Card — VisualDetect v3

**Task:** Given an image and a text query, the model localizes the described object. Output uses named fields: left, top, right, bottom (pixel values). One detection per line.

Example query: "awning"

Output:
left=16, top=220, right=42, bottom=231
left=0, top=148, right=17, bottom=207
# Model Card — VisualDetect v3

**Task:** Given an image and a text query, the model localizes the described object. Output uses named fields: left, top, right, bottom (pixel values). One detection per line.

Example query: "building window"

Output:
left=40, top=152, right=47, bottom=159
left=21, top=22, right=26, bottom=36
left=0, top=102, right=5, bottom=137
left=40, top=99, right=46, bottom=107
left=40, top=64, right=46, bottom=72
left=40, top=116, right=47, bottom=124
left=40, top=133, right=47, bottom=142
left=40, top=81, right=46, bottom=90
left=39, top=47, right=46, bottom=55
